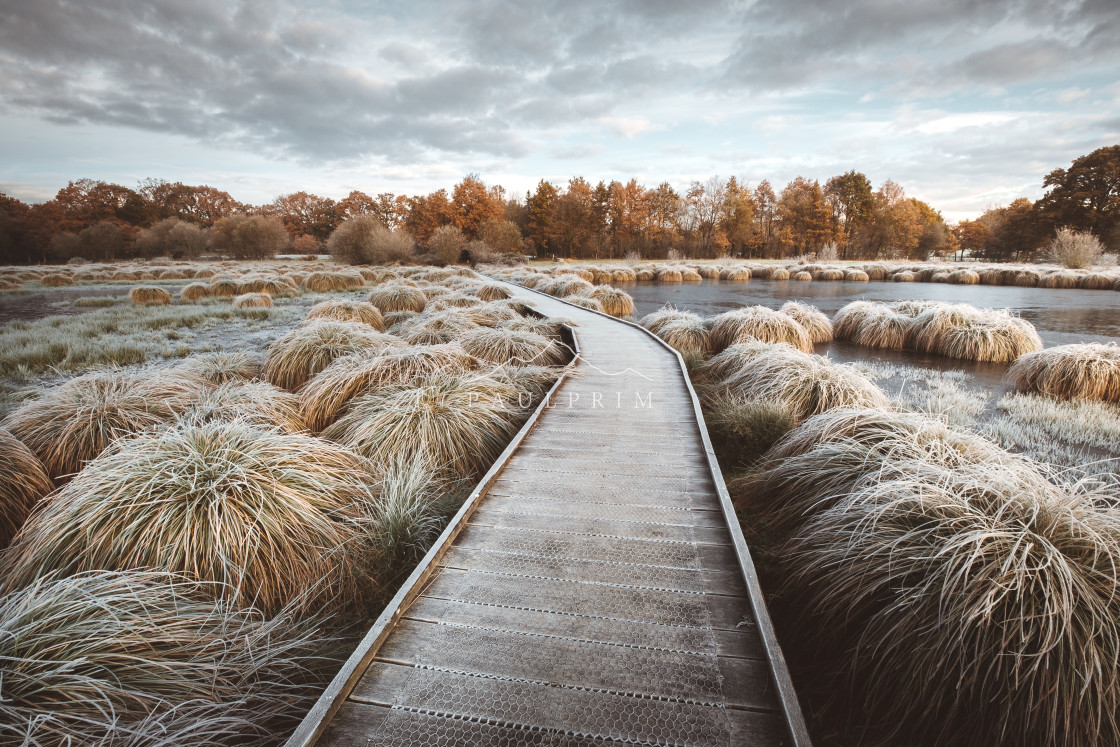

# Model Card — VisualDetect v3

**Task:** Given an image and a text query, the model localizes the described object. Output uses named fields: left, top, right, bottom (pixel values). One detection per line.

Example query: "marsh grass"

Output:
left=299, top=344, right=479, bottom=432
left=321, top=372, right=523, bottom=480
left=0, top=428, right=53, bottom=547
left=263, top=320, right=404, bottom=391
left=175, top=351, right=262, bottom=384
left=233, top=292, right=272, bottom=309
left=588, top=286, right=635, bottom=317
left=0, top=570, right=338, bottom=746
left=182, top=380, right=306, bottom=433
left=307, top=299, right=386, bottom=330
left=1, top=369, right=200, bottom=479
left=779, top=300, right=832, bottom=343
left=1007, top=343, right=1120, bottom=403
left=708, top=306, right=813, bottom=353
left=1, top=420, right=377, bottom=614
left=129, top=286, right=173, bottom=305
left=458, top=327, right=565, bottom=367
left=367, top=283, right=428, bottom=313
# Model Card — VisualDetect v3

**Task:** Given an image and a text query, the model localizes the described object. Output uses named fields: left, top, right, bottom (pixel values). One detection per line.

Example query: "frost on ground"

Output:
left=853, top=361, right=989, bottom=428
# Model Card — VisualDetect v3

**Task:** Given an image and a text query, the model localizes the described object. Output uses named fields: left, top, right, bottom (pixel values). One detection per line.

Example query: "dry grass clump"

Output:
left=302, top=270, right=363, bottom=292
left=780, top=301, right=832, bottom=343
left=656, top=267, right=684, bottom=283
left=1007, top=343, right=1120, bottom=403
left=476, top=283, right=512, bottom=301
left=307, top=299, right=386, bottom=331
left=397, top=309, right=479, bottom=345
left=233, top=292, right=272, bottom=308
left=639, top=306, right=696, bottom=335
left=768, top=267, right=789, bottom=280
left=299, top=343, right=479, bottom=432
left=655, top=315, right=710, bottom=357
left=1080, top=272, right=1115, bottom=290
left=680, top=267, right=703, bottom=282
left=892, top=269, right=916, bottom=282
left=1040, top=270, right=1079, bottom=288
left=863, top=264, right=889, bottom=280
left=542, top=275, right=595, bottom=297
left=708, top=306, right=813, bottom=353
left=209, top=277, right=239, bottom=297
left=238, top=276, right=297, bottom=297
left=367, top=283, right=428, bottom=313
left=566, top=295, right=605, bottom=312
left=129, top=285, right=173, bottom=305
left=2, top=370, right=198, bottom=480
left=1, top=420, right=375, bottom=614
left=263, top=321, right=404, bottom=391
left=792, top=270, right=812, bottom=281
left=180, top=282, right=211, bottom=301
left=907, top=304, right=1041, bottom=363
left=816, top=268, right=844, bottom=281
left=708, top=345, right=889, bottom=422
left=40, top=273, right=74, bottom=287
left=182, top=381, right=306, bottom=433
left=612, top=268, right=638, bottom=283
left=844, top=269, right=870, bottom=282
left=176, top=351, right=261, bottom=384
left=0, top=429, right=53, bottom=548
left=458, top=327, right=565, bottom=367
left=733, top=408, right=1120, bottom=747
left=948, top=268, right=980, bottom=284
left=635, top=268, right=656, bottom=280
left=588, top=286, right=635, bottom=317
left=722, top=266, right=751, bottom=282
left=835, top=300, right=1043, bottom=362
left=322, top=372, right=523, bottom=480
left=0, top=570, right=334, bottom=746
left=1014, top=269, right=1041, bottom=287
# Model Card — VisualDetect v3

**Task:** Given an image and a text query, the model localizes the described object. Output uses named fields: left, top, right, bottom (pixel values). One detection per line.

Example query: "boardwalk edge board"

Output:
left=502, top=278, right=814, bottom=747
left=283, top=322, right=582, bottom=747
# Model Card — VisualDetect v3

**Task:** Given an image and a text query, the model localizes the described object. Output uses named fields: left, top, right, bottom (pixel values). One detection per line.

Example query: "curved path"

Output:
left=286, top=282, right=810, bottom=746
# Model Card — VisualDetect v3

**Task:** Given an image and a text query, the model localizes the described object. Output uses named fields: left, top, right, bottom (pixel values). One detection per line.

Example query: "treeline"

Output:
left=0, top=146, right=1116, bottom=265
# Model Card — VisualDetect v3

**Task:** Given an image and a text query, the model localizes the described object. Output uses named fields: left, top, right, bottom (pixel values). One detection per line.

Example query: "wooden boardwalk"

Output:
left=286, top=283, right=810, bottom=746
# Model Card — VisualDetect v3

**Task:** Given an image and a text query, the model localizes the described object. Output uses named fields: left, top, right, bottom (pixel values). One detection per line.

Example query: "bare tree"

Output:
left=328, top=215, right=416, bottom=265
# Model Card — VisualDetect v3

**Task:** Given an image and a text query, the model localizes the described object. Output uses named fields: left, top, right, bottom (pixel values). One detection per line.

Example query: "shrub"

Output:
left=129, top=285, right=173, bottom=305
left=1, top=370, right=199, bottom=480
left=0, top=571, right=335, bottom=746
left=427, top=224, right=468, bottom=265
left=328, top=215, right=416, bottom=265
left=478, top=219, right=525, bottom=254
left=0, top=429, right=53, bottom=548
left=209, top=214, right=289, bottom=260
left=307, top=300, right=386, bottom=330
left=321, top=372, right=523, bottom=480
left=1, top=421, right=376, bottom=614
left=1007, top=343, right=1120, bottom=403
left=1049, top=227, right=1105, bottom=269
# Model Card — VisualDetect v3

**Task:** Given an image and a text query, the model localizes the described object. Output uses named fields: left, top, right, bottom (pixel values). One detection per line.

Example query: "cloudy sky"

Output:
left=0, top=0, right=1117, bottom=221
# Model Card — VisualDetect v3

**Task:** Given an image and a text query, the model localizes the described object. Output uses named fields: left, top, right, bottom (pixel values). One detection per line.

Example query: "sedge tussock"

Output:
left=367, top=283, right=428, bottom=313
left=793, top=271, right=813, bottom=281
left=307, top=299, right=386, bottom=331
left=0, top=570, right=337, bottom=746
left=656, top=316, right=711, bottom=357
left=397, top=309, right=480, bottom=345
left=1, top=420, right=375, bottom=614
left=774, top=454, right=1120, bottom=747
left=720, top=266, right=751, bottom=281
left=430, top=291, right=483, bottom=309
left=299, top=343, right=479, bottom=432
left=815, top=268, right=844, bottom=281
left=694, top=340, right=776, bottom=384
left=263, top=320, right=404, bottom=392
left=844, top=269, right=870, bottom=282
left=566, top=295, right=605, bottom=312
left=1, top=369, right=200, bottom=480
left=208, top=278, right=239, bottom=297
left=640, top=306, right=701, bottom=336
left=948, top=268, right=980, bottom=284
left=129, top=286, right=173, bottom=305
left=780, top=300, right=832, bottom=343
left=0, top=428, right=53, bottom=548
left=708, top=345, right=889, bottom=426
left=237, top=276, right=297, bottom=297
left=1007, top=343, right=1120, bottom=403
left=321, top=372, right=523, bottom=480
left=180, top=282, right=211, bottom=301
left=635, top=268, right=656, bottom=280
left=656, top=267, right=683, bottom=283
left=704, top=393, right=798, bottom=471
left=476, top=283, right=513, bottom=301
left=1040, top=270, right=1079, bottom=288
left=1080, top=272, right=1115, bottom=290
left=708, top=306, right=813, bottom=353
left=769, top=267, right=791, bottom=280
left=181, top=381, right=306, bottom=433
left=232, top=292, right=272, bottom=308
left=612, top=268, right=638, bottom=282
left=302, top=270, right=364, bottom=292
left=996, top=391, right=1120, bottom=452
left=176, top=351, right=262, bottom=384
left=39, top=274, right=75, bottom=287
left=458, top=327, right=566, bottom=367
left=588, top=286, right=635, bottom=317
